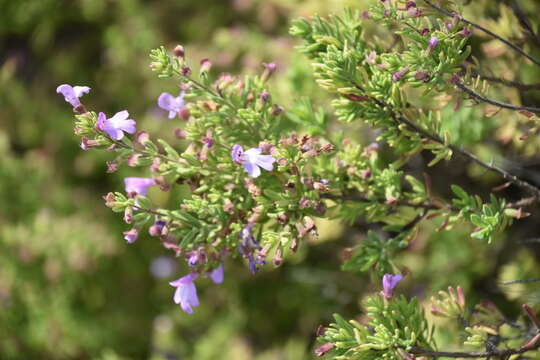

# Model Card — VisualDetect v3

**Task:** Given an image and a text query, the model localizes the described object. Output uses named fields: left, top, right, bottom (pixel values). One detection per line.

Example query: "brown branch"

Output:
left=409, top=334, right=540, bottom=358
left=505, top=0, right=540, bottom=49
left=349, top=82, right=540, bottom=201
left=473, top=73, right=540, bottom=91
left=421, top=0, right=540, bottom=68
left=455, top=81, right=540, bottom=113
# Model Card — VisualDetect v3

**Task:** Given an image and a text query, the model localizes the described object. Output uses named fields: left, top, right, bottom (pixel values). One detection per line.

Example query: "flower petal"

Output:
left=243, top=162, right=261, bottom=178
left=56, top=84, right=80, bottom=106
left=73, top=86, right=91, bottom=98
left=119, top=119, right=136, bottom=134
left=109, top=110, right=129, bottom=124
left=244, top=147, right=262, bottom=156
left=255, top=155, right=276, bottom=171
left=210, top=264, right=224, bottom=284
left=158, top=92, right=176, bottom=112
left=97, top=112, right=107, bottom=131
left=231, top=144, right=244, bottom=164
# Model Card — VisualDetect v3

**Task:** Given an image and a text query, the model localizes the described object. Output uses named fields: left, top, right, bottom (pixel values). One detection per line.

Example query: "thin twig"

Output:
left=473, top=72, right=540, bottom=91
left=422, top=0, right=540, bottom=67
left=499, top=278, right=540, bottom=285
left=409, top=333, right=540, bottom=358
left=350, top=82, right=540, bottom=200
left=455, top=81, right=540, bottom=113
left=505, top=0, right=540, bottom=49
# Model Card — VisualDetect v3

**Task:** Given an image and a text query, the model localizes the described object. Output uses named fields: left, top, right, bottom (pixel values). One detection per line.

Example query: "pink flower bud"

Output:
left=173, top=45, right=185, bottom=58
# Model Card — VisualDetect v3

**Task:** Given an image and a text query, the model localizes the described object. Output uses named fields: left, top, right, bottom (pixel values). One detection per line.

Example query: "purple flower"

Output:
left=123, top=228, right=139, bottom=243
left=231, top=144, right=276, bottom=178
left=169, top=273, right=199, bottom=314
left=124, top=177, right=156, bottom=196
left=209, top=263, right=224, bottom=284
left=239, top=224, right=264, bottom=274
left=158, top=92, right=185, bottom=119
left=187, top=253, right=199, bottom=266
left=56, top=84, right=90, bottom=107
left=149, top=219, right=167, bottom=236
left=381, top=273, right=403, bottom=299
left=428, top=36, right=439, bottom=51
left=240, top=224, right=261, bottom=250
left=247, top=255, right=265, bottom=274
left=97, top=110, right=136, bottom=140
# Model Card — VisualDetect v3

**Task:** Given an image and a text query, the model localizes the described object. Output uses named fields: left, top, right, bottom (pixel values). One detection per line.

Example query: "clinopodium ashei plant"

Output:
left=57, top=0, right=540, bottom=358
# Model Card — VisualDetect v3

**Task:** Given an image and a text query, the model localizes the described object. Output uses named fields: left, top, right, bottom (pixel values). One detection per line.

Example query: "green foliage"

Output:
left=341, top=231, right=407, bottom=276
left=318, top=296, right=433, bottom=359
left=450, top=185, right=512, bottom=242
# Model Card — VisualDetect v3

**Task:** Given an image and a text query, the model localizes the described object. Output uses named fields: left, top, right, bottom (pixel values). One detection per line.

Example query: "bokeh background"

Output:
left=2, top=0, right=540, bottom=359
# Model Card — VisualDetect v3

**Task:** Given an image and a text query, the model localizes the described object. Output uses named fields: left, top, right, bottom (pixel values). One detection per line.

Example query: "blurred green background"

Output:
left=2, top=0, right=540, bottom=359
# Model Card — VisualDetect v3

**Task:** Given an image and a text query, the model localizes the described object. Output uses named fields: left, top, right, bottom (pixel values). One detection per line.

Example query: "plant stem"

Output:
left=351, top=83, right=540, bottom=200
left=455, top=81, right=540, bottom=113
left=422, top=0, right=540, bottom=68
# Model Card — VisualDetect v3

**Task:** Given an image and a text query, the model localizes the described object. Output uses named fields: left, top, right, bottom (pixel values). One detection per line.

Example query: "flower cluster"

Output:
left=58, top=45, right=335, bottom=314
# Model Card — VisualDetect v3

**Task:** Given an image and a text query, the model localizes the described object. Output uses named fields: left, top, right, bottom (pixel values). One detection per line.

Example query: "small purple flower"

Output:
left=202, top=137, right=214, bottom=148
left=240, top=224, right=262, bottom=250
left=123, top=228, right=139, bottom=243
left=158, top=92, right=185, bottom=119
left=381, top=273, right=403, bottom=299
left=124, top=177, right=156, bottom=196
left=169, top=273, right=199, bottom=314
left=56, top=84, right=90, bottom=107
left=231, top=144, right=276, bottom=178
left=209, top=263, right=224, bottom=284
left=428, top=36, right=439, bottom=52
left=149, top=219, right=167, bottom=236
left=187, top=253, right=199, bottom=266
left=239, top=224, right=264, bottom=274
left=97, top=110, right=136, bottom=140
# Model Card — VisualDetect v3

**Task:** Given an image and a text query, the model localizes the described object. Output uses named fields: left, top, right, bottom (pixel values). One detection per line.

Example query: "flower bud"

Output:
left=260, top=91, right=270, bottom=104
left=123, top=228, right=139, bottom=243
left=103, top=192, right=116, bottom=208
left=200, top=58, right=212, bottom=74
left=392, top=67, right=410, bottom=82
left=299, top=196, right=311, bottom=209
left=127, top=153, right=142, bottom=167
left=151, top=158, right=161, bottom=173
left=124, top=207, right=133, bottom=224
left=261, top=62, right=277, bottom=81
left=135, top=131, right=150, bottom=146
left=73, top=104, right=87, bottom=114
left=149, top=220, right=167, bottom=237
left=182, top=67, right=192, bottom=76
left=174, top=128, right=187, bottom=139
left=414, top=71, right=430, bottom=82
left=173, top=45, right=185, bottom=58
left=313, top=182, right=329, bottom=192
left=273, top=248, right=282, bottom=266
left=428, top=36, right=439, bottom=52
left=460, top=27, right=472, bottom=37
left=80, top=137, right=99, bottom=150
left=106, top=161, right=118, bottom=173
left=315, top=343, right=334, bottom=357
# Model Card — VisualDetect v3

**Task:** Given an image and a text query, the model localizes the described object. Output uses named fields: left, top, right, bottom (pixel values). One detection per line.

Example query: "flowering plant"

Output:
left=57, top=0, right=540, bottom=358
